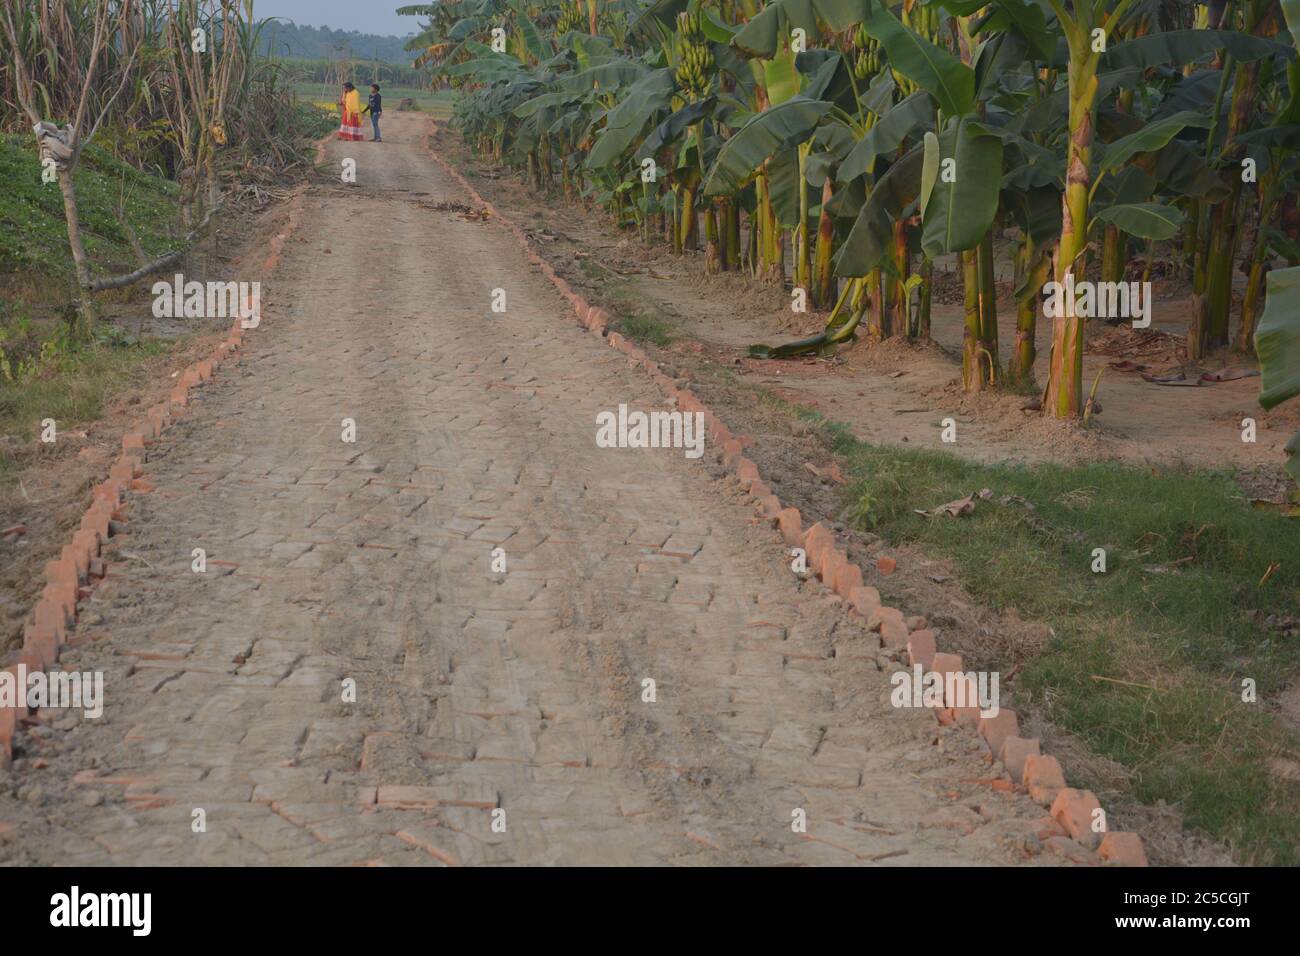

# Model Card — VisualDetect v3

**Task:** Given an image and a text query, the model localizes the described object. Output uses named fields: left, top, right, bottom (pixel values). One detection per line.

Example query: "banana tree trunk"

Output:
left=867, top=269, right=884, bottom=339
left=795, top=141, right=811, bottom=294
left=917, top=257, right=932, bottom=341
left=705, top=204, right=720, bottom=273
left=977, top=232, right=999, bottom=383
left=1044, top=52, right=1099, bottom=418
left=961, top=248, right=982, bottom=390
left=723, top=198, right=740, bottom=270
left=1013, top=239, right=1049, bottom=387
left=1100, top=224, right=1124, bottom=283
left=891, top=217, right=909, bottom=338
left=1206, top=61, right=1260, bottom=350
left=812, top=178, right=835, bottom=308
left=1237, top=217, right=1269, bottom=351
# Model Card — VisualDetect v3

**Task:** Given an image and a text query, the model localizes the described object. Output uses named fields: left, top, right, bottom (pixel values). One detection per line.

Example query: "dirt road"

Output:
left=0, top=114, right=1061, bottom=866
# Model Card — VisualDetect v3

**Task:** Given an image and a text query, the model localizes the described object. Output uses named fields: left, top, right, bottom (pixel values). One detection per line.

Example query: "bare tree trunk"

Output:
left=57, top=166, right=96, bottom=333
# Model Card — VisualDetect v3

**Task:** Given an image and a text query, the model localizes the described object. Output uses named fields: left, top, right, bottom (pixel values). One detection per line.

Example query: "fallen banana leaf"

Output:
left=749, top=280, right=864, bottom=359
left=1141, top=371, right=1201, bottom=386
left=1200, top=367, right=1261, bottom=383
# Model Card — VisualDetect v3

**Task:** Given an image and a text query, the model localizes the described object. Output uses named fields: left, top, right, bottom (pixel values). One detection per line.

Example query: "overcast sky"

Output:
left=255, top=0, right=420, bottom=36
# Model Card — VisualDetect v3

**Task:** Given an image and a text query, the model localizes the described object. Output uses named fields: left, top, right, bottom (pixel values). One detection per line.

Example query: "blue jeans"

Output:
left=371, top=113, right=381, bottom=141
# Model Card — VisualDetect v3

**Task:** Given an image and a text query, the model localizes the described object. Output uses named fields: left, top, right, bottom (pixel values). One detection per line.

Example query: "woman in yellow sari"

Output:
left=337, top=82, right=363, bottom=141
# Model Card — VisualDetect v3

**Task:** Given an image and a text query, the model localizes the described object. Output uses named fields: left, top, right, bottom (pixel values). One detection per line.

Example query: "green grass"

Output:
left=614, top=313, right=675, bottom=347
left=290, top=83, right=456, bottom=120
left=0, top=320, right=172, bottom=485
left=0, top=137, right=181, bottom=286
left=793, top=405, right=1300, bottom=864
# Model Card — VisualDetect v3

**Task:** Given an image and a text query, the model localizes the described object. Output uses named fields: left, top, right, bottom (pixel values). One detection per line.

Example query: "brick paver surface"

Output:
left=0, top=115, right=1057, bottom=865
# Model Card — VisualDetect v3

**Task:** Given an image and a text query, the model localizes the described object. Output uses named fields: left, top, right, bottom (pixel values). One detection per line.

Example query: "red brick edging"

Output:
left=422, top=125, right=1148, bottom=867
left=0, top=164, right=319, bottom=770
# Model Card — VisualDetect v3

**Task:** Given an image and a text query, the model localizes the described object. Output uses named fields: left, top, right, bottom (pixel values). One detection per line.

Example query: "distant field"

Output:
left=289, top=82, right=455, bottom=120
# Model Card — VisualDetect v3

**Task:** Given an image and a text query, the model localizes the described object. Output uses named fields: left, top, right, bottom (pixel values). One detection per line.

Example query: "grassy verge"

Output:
left=0, top=137, right=181, bottom=286
left=0, top=329, right=171, bottom=481
left=0, top=101, right=331, bottom=484
left=791, top=404, right=1300, bottom=864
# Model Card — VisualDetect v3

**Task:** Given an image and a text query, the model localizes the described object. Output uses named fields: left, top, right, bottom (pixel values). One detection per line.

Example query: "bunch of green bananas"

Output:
left=556, top=0, right=582, bottom=34
left=675, top=9, right=714, bottom=99
left=853, top=26, right=881, bottom=80
left=904, top=2, right=941, bottom=41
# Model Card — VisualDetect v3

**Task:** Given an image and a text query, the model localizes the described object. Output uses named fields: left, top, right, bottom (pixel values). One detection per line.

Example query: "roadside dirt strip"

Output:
left=0, top=113, right=1140, bottom=865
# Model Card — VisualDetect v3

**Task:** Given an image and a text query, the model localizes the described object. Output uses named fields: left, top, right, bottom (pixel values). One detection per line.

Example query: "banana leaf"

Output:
left=1104, top=29, right=1290, bottom=71
left=861, top=3, right=975, bottom=118
left=702, top=97, right=833, bottom=196
left=837, top=91, right=935, bottom=184
left=920, top=115, right=1003, bottom=258
left=584, top=69, right=675, bottom=170
left=1092, top=202, right=1185, bottom=241
left=1255, top=265, right=1300, bottom=479
left=835, top=143, right=925, bottom=277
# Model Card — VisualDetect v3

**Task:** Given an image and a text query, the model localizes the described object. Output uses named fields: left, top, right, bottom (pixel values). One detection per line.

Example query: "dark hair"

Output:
left=343, top=81, right=354, bottom=90
left=371, top=83, right=380, bottom=91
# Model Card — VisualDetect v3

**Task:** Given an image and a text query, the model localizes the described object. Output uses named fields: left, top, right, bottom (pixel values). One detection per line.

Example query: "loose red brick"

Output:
left=32, top=602, right=67, bottom=643
left=71, top=530, right=98, bottom=567
left=749, top=480, right=771, bottom=500
left=736, top=458, right=760, bottom=485
left=1098, top=832, right=1148, bottom=867
left=1051, top=788, right=1103, bottom=849
left=720, top=438, right=743, bottom=466
left=45, top=559, right=76, bottom=590
left=847, top=585, right=881, bottom=617
left=802, top=522, right=834, bottom=571
left=1024, top=754, right=1067, bottom=805
left=818, top=547, right=846, bottom=588
left=876, top=555, right=897, bottom=575
left=24, top=623, right=59, bottom=666
left=906, top=629, right=937, bottom=669
left=998, top=736, right=1040, bottom=783
left=929, top=652, right=965, bottom=702
left=946, top=670, right=983, bottom=725
left=777, top=508, right=802, bottom=547
left=758, top=495, right=782, bottom=519
left=832, top=561, right=863, bottom=599
left=979, top=709, right=1019, bottom=757
left=122, top=433, right=145, bottom=453
left=868, top=606, right=909, bottom=649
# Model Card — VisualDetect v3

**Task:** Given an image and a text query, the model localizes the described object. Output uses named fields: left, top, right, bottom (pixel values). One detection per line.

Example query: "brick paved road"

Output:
left=0, top=115, right=1057, bottom=865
